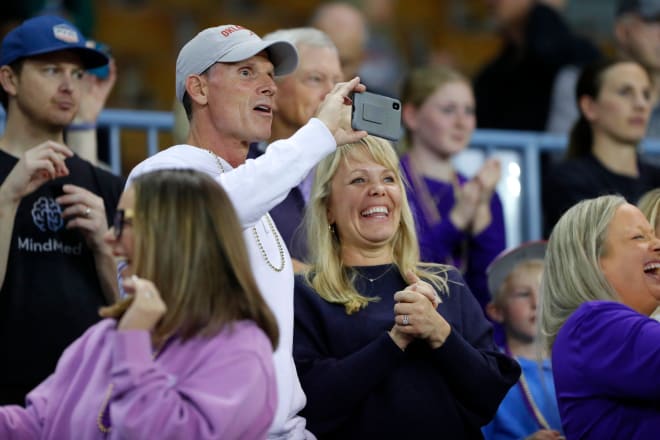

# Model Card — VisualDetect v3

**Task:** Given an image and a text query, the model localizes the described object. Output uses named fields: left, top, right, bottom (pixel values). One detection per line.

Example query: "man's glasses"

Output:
left=113, top=209, right=134, bottom=240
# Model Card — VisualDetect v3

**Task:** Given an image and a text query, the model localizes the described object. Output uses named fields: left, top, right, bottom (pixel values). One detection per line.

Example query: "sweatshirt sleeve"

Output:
left=567, top=303, right=660, bottom=399
left=293, top=280, right=405, bottom=434
left=430, top=270, right=521, bottom=426
left=127, top=118, right=335, bottom=229
left=109, top=327, right=276, bottom=440
left=0, top=323, right=108, bottom=439
left=216, top=118, right=334, bottom=227
left=0, top=402, right=42, bottom=439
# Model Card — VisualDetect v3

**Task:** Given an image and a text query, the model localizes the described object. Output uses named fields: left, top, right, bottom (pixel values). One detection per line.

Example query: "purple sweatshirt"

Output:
left=0, top=319, right=277, bottom=439
left=552, top=301, right=660, bottom=439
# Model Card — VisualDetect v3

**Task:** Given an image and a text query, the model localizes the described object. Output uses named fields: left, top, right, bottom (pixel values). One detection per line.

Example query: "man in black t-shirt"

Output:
left=0, top=15, right=124, bottom=405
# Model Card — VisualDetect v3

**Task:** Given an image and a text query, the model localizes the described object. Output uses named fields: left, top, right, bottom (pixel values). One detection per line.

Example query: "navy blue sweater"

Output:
left=294, top=266, right=520, bottom=439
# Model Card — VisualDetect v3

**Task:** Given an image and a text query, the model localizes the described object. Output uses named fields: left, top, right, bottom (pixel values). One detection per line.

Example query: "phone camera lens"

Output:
left=392, top=102, right=400, bottom=110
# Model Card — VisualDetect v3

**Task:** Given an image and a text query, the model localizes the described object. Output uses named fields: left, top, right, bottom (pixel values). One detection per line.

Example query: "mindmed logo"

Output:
left=31, top=196, right=64, bottom=232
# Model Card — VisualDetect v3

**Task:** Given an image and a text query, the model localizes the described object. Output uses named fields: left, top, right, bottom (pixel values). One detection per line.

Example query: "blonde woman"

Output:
left=293, top=136, right=520, bottom=438
left=0, top=169, right=279, bottom=439
left=539, top=195, right=660, bottom=438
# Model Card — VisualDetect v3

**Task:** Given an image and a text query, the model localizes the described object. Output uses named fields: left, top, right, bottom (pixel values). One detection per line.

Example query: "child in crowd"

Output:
left=483, top=241, right=563, bottom=440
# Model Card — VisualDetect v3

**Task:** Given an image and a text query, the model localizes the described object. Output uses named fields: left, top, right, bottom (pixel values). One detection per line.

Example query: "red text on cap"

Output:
left=221, top=25, right=249, bottom=37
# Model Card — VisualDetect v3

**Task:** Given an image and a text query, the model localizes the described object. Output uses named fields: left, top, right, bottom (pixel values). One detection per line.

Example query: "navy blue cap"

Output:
left=0, top=15, right=108, bottom=68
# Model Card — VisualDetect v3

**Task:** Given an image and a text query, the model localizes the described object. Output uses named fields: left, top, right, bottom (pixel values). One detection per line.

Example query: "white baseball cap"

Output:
left=175, top=24, right=298, bottom=101
left=486, top=240, right=547, bottom=300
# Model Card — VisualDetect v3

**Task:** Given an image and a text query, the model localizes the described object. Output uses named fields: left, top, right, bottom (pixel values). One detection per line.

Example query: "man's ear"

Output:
left=485, top=301, right=504, bottom=324
left=0, top=65, right=18, bottom=99
left=185, top=74, right=208, bottom=106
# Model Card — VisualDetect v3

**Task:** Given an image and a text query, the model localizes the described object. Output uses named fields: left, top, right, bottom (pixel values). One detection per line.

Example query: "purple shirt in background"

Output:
left=0, top=319, right=277, bottom=439
left=552, top=301, right=660, bottom=439
left=400, top=154, right=506, bottom=309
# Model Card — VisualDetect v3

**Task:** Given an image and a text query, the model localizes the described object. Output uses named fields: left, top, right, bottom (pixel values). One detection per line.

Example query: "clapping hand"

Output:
left=449, top=157, right=501, bottom=233
left=389, top=271, right=451, bottom=350
left=474, top=158, right=501, bottom=204
left=525, top=429, right=564, bottom=440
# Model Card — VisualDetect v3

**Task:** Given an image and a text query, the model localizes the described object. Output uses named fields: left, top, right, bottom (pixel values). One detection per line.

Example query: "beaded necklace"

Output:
left=207, top=150, right=285, bottom=272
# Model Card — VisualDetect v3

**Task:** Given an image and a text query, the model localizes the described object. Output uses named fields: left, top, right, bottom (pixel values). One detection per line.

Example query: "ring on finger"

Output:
left=83, top=206, right=91, bottom=218
left=402, top=314, right=409, bottom=326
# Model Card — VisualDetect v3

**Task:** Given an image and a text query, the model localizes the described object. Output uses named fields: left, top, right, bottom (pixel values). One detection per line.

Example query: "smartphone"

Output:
left=351, top=91, right=403, bottom=141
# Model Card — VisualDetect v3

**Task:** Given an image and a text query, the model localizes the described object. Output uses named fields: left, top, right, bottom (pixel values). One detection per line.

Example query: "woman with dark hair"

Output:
left=542, top=58, right=660, bottom=236
left=0, top=169, right=279, bottom=439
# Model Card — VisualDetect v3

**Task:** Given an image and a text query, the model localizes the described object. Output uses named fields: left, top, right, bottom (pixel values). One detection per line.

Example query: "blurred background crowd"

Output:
left=0, top=0, right=629, bottom=171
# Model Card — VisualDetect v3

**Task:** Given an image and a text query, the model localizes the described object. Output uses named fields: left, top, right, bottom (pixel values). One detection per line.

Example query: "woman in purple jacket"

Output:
left=0, top=169, right=279, bottom=439
left=399, top=66, right=506, bottom=310
left=540, top=194, right=660, bottom=439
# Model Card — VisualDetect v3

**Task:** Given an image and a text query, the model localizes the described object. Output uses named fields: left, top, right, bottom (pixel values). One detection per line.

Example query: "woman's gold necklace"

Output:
left=206, top=150, right=285, bottom=272
left=353, top=265, right=394, bottom=283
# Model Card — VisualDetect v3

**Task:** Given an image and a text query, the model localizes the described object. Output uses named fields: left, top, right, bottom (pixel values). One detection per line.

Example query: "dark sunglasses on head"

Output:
left=113, top=209, right=134, bottom=240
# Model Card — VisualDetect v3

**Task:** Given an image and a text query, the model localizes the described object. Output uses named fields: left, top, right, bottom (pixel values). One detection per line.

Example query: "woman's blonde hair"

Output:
left=303, top=136, right=448, bottom=314
left=129, top=169, right=278, bottom=347
left=539, top=195, right=625, bottom=352
left=638, top=188, right=660, bottom=231
left=399, top=65, right=471, bottom=148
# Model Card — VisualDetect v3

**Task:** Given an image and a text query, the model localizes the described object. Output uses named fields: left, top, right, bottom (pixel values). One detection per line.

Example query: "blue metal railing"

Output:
left=2, top=108, right=660, bottom=245
left=98, top=109, right=174, bottom=176
left=469, top=130, right=660, bottom=241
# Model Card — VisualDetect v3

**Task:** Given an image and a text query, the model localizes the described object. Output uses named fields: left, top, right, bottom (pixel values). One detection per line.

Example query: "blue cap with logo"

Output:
left=0, top=15, right=109, bottom=68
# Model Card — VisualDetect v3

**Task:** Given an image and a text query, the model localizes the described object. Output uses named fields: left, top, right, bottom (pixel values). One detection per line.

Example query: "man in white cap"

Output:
left=126, top=24, right=366, bottom=439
